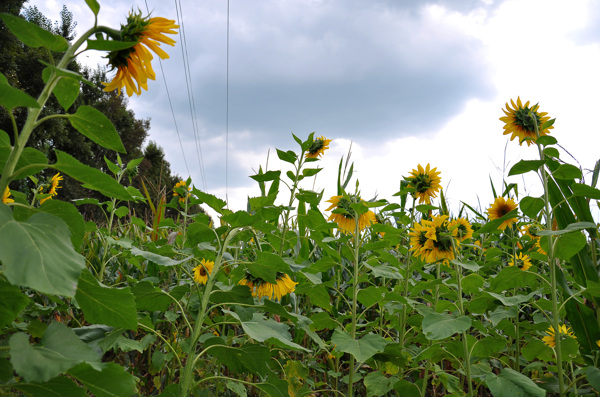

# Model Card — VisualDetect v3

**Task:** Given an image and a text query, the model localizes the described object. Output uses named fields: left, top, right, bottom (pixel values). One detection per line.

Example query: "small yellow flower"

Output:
left=2, top=187, right=14, bottom=204
left=192, top=258, right=214, bottom=284
left=500, top=97, right=554, bottom=146
left=487, top=196, right=518, bottom=230
left=325, top=194, right=376, bottom=235
left=405, top=163, right=442, bottom=204
left=103, top=12, right=179, bottom=96
left=542, top=324, right=576, bottom=348
left=305, top=135, right=332, bottom=159
left=173, top=180, right=191, bottom=203
left=39, top=173, right=63, bottom=204
left=509, top=252, right=532, bottom=271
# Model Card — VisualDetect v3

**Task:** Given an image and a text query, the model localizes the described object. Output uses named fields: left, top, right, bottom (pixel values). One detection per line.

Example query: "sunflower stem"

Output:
left=399, top=203, right=416, bottom=350
left=347, top=216, right=362, bottom=397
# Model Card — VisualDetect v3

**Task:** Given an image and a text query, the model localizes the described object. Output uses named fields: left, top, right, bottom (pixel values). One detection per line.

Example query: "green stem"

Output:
left=347, top=218, right=361, bottom=397
left=278, top=154, right=305, bottom=255
left=399, top=203, right=416, bottom=349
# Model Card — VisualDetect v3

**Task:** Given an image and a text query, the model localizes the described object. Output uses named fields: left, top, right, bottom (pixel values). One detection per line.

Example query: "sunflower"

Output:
left=542, top=324, right=576, bottom=348
left=325, top=194, right=376, bottom=235
left=173, top=180, right=191, bottom=203
left=522, top=223, right=547, bottom=255
left=2, top=187, right=14, bottom=204
left=410, top=215, right=457, bottom=263
left=39, top=173, right=63, bottom=204
left=193, top=258, right=214, bottom=284
left=238, top=272, right=297, bottom=301
left=509, top=252, right=532, bottom=271
left=500, top=97, right=554, bottom=146
left=405, top=163, right=442, bottom=204
left=487, top=196, right=518, bottom=230
left=305, top=135, right=332, bottom=159
left=103, top=12, right=179, bottom=96
left=449, top=217, right=473, bottom=242
left=409, top=220, right=431, bottom=258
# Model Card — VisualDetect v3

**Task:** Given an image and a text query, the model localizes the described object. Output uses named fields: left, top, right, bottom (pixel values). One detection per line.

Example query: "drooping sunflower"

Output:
left=449, top=217, right=473, bottom=242
left=325, top=194, right=376, bottom=235
left=421, top=215, right=457, bottom=263
left=409, top=220, right=431, bottom=258
left=542, top=324, right=576, bottom=348
left=405, top=163, right=442, bottom=204
left=39, top=173, right=63, bottom=204
left=2, top=187, right=14, bottom=204
left=305, top=136, right=332, bottom=159
left=522, top=223, right=547, bottom=255
left=487, top=196, right=518, bottom=230
left=103, top=11, right=179, bottom=96
left=192, top=258, right=214, bottom=284
left=509, top=252, right=532, bottom=271
left=500, top=97, right=554, bottom=146
left=238, top=272, right=297, bottom=301
left=173, top=180, right=191, bottom=203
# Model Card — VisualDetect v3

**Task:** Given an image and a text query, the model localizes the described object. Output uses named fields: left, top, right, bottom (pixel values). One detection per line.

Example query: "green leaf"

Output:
left=364, top=371, right=398, bottom=396
left=476, top=209, right=519, bottom=235
left=75, top=269, right=138, bottom=330
left=0, top=278, right=30, bottom=328
left=302, top=168, right=322, bottom=177
left=357, top=286, right=387, bottom=308
left=0, top=72, right=39, bottom=110
left=85, top=0, right=100, bottom=15
left=12, top=376, right=85, bottom=397
left=572, top=183, right=600, bottom=199
left=129, top=247, right=191, bottom=268
left=100, top=334, right=156, bottom=353
left=490, top=266, right=538, bottom=292
left=38, top=200, right=85, bottom=250
left=586, top=366, right=600, bottom=392
left=451, top=259, right=481, bottom=272
left=205, top=341, right=270, bottom=376
left=536, top=135, right=557, bottom=146
left=461, top=273, right=484, bottom=294
left=484, top=290, right=541, bottom=306
left=331, top=330, right=389, bottom=362
left=276, top=148, right=297, bottom=164
left=68, top=106, right=125, bottom=153
left=131, top=281, right=188, bottom=311
left=422, top=312, right=471, bottom=340
left=555, top=231, right=587, bottom=260
left=210, top=285, right=254, bottom=306
left=553, top=163, right=581, bottom=180
left=508, top=160, right=546, bottom=176
left=294, top=283, right=332, bottom=310
left=10, top=147, right=48, bottom=179
left=485, top=368, right=545, bottom=397
left=86, top=39, right=136, bottom=51
left=0, top=206, right=85, bottom=296
left=364, top=263, right=403, bottom=280
left=53, top=76, right=79, bottom=111
left=393, top=380, right=420, bottom=397
left=0, top=13, right=68, bottom=51
left=472, top=336, right=507, bottom=358
left=54, top=150, right=132, bottom=200
left=521, top=339, right=552, bottom=361
left=245, top=252, right=291, bottom=283
left=543, top=147, right=560, bottom=158
left=520, top=196, right=545, bottom=219
left=9, top=322, right=102, bottom=383
left=68, top=362, right=137, bottom=397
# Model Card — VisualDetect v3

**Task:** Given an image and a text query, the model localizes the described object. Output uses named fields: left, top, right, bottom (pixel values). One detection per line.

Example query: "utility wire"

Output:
left=174, top=0, right=208, bottom=191
left=144, top=0, right=190, bottom=177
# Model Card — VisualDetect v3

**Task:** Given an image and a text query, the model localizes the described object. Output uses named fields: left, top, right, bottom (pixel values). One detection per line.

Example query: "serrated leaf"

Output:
left=0, top=206, right=84, bottom=296
left=0, top=13, right=67, bottom=51
left=421, top=312, right=471, bottom=340
left=0, top=72, right=39, bottom=110
left=9, top=322, right=102, bottom=383
left=331, top=330, right=389, bottom=362
left=53, top=76, right=79, bottom=111
left=75, top=269, right=137, bottom=330
left=364, top=371, right=398, bottom=396
left=68, top=106, right=125, bottom=153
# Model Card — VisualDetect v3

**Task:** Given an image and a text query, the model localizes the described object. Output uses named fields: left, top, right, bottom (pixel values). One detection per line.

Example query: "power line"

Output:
left=174, top=0, right=208, bottom=191
left=144, top=0, right=190, bottom=178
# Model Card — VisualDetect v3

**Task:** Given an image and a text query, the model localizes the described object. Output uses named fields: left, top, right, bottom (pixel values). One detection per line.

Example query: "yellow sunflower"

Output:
left=325, top=194, right=376, bottom=235
left=410, top=215, right=457, bottom=263
left=305, top=136, right=332, bottom=159
left=542, top=324, right=576, bottom=348
left=173, top=180, right=191, bottom=203
left=409, top=220, right=431, bottom=258
left=2, top=187, right=14, bottom=204
left=509, top=252, right=532, bottom=271
left=487, top=196, right=518, bottom=230
left=238, top=273, right=297, bottom=301
left=193, top=258, right=214, bottom=284
left=500, top=97, right=554, bottom=146
left=103, top=12, right=179, bottom=96
left=39, top=173, right=63, bottom=204
left=449, top=217, right=473, bottom=242
left=405, top=163, right=442, bottom=204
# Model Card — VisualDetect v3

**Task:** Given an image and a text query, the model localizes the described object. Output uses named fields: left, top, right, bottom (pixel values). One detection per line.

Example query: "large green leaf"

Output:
left=53, top=150, right=132, bottom=200
left=204, top=339, right=270, bottom=376
left=75, top=269, right=137, bottom=330
left=53, top=76, right=80, bottom=111
left=475, top=209, right=519, bottom=235
left=331, top=330, right=389, bottom=362
left=0, top=13, right=68, bottom=51
left=38, top=200, right=85, bottom=250
left=0, top=278, right=30, bottom=328
left=0, top=72, right=39, bottom=110
left=245, top=252, right=291, bottom=283
left=364, top=370, right=398, bottom=396
left=554, top=231, right=587, bottom=260
left=68, top=362, right=137, bottom=397
left=421, top=312, right=471, bottom=340
left=508, top=160, right=546, bottom=176
left=9, top=322, right=102, bottom=383
left=485, top=368, right=545, bottom=397
left=10, top=147, right=48, bottom=180
left=0, top=205, right=85, bottom=297
left=12, top=376, right=85, bottom=397
left=68, top=106, right=125, bottom=153
left=131, top=281, right=188, bottom=311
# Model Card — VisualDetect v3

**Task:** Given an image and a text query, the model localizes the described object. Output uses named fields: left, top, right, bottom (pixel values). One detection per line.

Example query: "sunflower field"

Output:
left=2, top=2, right=600, bottom=396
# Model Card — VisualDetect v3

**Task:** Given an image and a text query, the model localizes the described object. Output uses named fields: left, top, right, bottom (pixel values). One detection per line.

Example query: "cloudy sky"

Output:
left=26, top=0, right=600, bottom=218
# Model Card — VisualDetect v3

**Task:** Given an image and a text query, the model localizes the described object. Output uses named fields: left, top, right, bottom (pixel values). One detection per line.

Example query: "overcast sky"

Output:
left=25, top=0, right=600, bottom=219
